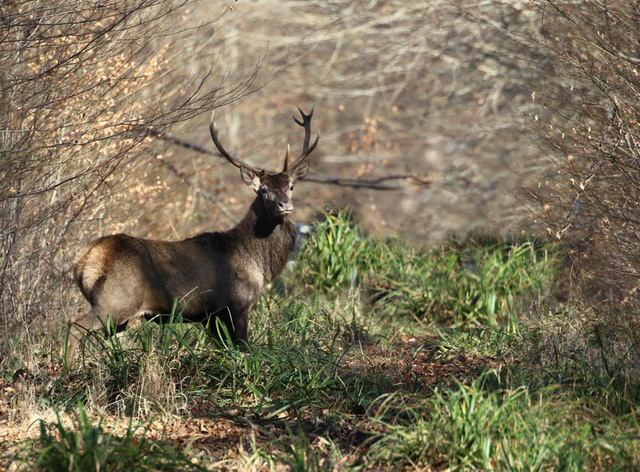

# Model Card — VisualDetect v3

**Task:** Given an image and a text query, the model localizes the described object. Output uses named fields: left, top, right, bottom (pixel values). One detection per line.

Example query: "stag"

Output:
left=65, top=107, right=319, bottom=366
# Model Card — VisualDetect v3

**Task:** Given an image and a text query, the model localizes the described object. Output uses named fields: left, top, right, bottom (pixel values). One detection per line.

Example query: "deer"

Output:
left=65, top=107, right=319, bottom=367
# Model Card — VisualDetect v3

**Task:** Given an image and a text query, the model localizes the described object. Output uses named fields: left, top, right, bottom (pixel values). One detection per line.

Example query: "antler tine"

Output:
left=209, top=111, right=263, bottom=175
left=282, top=145, right=291, bottom=172
left=288, top=106, right=319, bottom=169
left=293, top=105, right=312, bottom=126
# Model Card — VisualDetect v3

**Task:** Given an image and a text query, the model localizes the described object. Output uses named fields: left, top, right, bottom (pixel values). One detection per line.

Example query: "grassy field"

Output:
left=2, top=210, right=639, bottom=470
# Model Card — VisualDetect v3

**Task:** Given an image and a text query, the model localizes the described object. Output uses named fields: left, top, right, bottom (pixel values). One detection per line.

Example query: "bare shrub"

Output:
left=0, top=1, right=256, bottom=342
left=524, top=3, right=640, bottom=319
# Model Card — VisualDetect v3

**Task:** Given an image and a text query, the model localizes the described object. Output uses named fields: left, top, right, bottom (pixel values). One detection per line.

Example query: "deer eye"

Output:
left=289, top=184, right=294, bottom=191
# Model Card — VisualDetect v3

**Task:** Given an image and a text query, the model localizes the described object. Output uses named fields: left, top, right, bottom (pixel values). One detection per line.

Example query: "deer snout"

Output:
left=277, top=199, right=293, bottom=215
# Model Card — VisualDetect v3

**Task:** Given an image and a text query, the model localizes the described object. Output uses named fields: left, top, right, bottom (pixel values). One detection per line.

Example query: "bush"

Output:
left=524, top=3, right=640, bottom=319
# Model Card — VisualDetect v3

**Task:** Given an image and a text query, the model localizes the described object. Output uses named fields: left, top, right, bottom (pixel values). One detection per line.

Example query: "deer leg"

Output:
left=208, top=304, right=250, bottom=348
left=64, top=307, right=108, bottom=368
left=231, top=307, right=249, bottom=346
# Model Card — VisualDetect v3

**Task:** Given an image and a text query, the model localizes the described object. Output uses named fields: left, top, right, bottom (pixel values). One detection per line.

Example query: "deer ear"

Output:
left=240, top=167, right=261, bottom=191
left=289, top=157, right=309, bottom=183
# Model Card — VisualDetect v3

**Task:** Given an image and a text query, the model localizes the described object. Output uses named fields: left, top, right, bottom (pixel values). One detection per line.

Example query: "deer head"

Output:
left=209, top=107, right=319, bottom=222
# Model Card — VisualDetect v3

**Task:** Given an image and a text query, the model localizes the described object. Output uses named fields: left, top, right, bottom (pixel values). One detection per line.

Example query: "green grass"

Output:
left=363, top=236, right=559, bottom=328
left=7, top=403, right=202, bottom=471
left=294, top=208, right=368, bottom=293
left=4, top=209, right=640, bottom=470
left=367, top=373, right=640, bottom=470
left=295, top=212, right=559, bottom=328
left=436, top=325, right=522, bottom=359
left=55, top=294, right=371, bottom=418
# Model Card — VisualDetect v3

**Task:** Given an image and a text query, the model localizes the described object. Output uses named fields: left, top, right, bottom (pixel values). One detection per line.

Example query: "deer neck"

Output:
left=229, top=196, right=297, bottom=282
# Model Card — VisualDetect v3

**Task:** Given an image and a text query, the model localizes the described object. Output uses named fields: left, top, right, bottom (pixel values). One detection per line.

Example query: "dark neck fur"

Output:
left=228, top=196, right=297, bottom=282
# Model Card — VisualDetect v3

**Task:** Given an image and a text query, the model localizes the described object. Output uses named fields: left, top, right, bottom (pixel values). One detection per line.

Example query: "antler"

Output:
left=283, top=106, right=319, bottom=172
left=209, top=111, right=263, bottom=175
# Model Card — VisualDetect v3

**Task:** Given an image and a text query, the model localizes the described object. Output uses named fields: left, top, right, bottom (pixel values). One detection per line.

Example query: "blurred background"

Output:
left=167, top=0, right=540, bottom=241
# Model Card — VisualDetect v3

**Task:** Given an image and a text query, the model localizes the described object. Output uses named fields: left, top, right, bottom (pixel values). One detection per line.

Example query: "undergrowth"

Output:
left=296, top=210, right=559, bottom=328
left=2, top=210, right=640, bottom=470
left=8, top=404, right=202, bottom=471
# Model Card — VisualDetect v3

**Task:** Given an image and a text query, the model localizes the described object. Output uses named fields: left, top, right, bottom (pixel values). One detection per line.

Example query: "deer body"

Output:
left=66, top=107, right=318, bottom=366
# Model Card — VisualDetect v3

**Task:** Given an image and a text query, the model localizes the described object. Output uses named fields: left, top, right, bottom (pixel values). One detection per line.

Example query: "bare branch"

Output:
left=147, top=127, right=427, bottom=190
